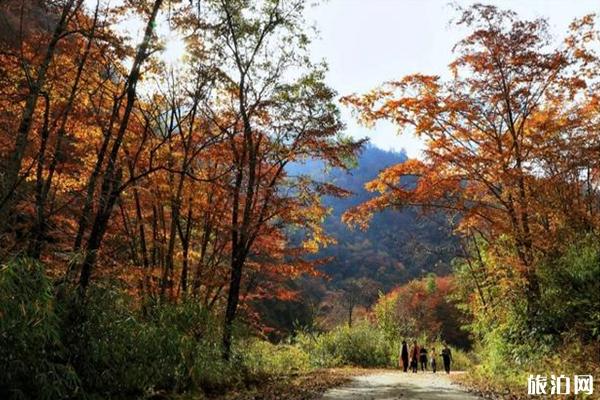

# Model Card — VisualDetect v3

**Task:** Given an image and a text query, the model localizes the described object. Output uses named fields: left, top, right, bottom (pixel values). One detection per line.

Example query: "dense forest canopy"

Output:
left=0, top=1, right=598, bottom=399
left=0, top=0, right=362, bottom=354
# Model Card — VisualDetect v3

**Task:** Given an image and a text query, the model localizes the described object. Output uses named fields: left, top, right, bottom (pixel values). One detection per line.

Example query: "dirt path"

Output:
left=321, top=371, right=481, bottom=400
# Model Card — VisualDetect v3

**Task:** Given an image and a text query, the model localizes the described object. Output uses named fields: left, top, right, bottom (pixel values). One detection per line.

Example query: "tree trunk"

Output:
left=132, top=185, right=150, bottom=295
left=178, top=201, right=193, bottom=298
left=222, top=253, right=243, bottom=360
left=72, top=99, right=119, bottom=252
left=29, top=93, right=51, bottom=259
left=348, top=306, right=353, bottom=328
left=78, top=168, right=122, bottom=292
left=77, top=0, right=164, bottom=295
left=33, top=0, right=100, bottom=259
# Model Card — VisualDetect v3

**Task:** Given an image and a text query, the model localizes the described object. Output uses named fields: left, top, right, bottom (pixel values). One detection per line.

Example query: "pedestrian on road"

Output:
left=430, top=347, right=437, bottom=373
left=441, top=344, right=452, bottom=374
left=419, top=346, right=428, bottom=371
left=400, top=340, right=409, bottom=372
left=410, top=340, right=419, bottom=373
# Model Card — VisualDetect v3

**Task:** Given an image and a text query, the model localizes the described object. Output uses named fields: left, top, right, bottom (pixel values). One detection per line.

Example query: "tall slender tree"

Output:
left=188, top=0, right=364, bottom=358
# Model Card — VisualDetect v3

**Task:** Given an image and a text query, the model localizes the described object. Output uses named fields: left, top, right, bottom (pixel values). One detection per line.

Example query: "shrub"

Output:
left=295, top=330, right=342, bottom=368
left=58, top=284, right=186, bottom=397
left=185, top=338, right=240, bottom=393
left=67, top=287, right=241, bottom=396
left=297, top=323, right=393, bottom=368
left=241, top=340, right=311, bottom=377
left=537, top=235, right=600, bottom=343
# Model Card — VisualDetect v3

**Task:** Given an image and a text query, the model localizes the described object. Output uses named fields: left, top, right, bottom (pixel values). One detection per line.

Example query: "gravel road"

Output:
left=321, top=371, right=482, bottom=400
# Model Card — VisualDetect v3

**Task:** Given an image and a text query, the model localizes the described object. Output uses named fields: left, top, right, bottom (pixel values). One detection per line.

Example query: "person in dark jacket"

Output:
left=419, top=346, right=428, bottom=371
left=410, top=341, right=419, bottom=373
left=441, top=344, right=452, bottom=374
left=400, top=340, right=409, bottom=372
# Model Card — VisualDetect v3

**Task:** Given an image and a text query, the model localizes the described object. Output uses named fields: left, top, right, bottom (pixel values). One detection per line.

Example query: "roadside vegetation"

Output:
left=1, top=258, right=473, bottom=399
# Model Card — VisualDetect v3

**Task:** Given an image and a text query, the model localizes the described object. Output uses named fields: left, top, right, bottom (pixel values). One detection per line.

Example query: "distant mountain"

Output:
left=256, top=146, right=459, bottom=337
left=289, top=145, right=458, bottom=290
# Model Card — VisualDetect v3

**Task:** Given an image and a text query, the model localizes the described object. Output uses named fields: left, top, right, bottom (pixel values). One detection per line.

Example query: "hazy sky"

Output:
left=304, top=0, right=599, bottom=158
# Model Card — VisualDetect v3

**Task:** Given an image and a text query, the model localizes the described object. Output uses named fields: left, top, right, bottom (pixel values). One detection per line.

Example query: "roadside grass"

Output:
left=454, top=341, right=600, bottom=400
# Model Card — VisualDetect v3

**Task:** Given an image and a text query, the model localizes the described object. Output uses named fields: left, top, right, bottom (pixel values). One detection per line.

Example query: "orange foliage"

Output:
left=342, top=5, right=600, bottom=297
left=0, top=0, right=362, bottom=344
left=378, top=275, right=468, bottom=346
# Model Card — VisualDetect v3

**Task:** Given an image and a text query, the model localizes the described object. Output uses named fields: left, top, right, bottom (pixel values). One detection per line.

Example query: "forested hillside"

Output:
left=291, top=145, right=457, bottom=289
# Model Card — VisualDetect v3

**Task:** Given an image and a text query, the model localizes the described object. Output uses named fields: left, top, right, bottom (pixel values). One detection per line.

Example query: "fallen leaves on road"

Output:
left=209, top=368, right=370, bottom=400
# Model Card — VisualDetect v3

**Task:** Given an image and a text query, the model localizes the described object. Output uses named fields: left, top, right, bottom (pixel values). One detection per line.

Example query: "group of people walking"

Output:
left=399, top=340, right=452, bottom=374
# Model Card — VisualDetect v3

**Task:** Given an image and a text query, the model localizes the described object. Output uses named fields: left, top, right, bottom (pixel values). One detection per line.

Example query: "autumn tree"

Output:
left=116, top=74, right=229, bottom=301
left=373, top=275, right=470, bottom=348
left=0, top=0, right=84, bottom=231
left=336, top=277, right=380, bottom=327
left=342, top=5, right=600, bottom=310
left=74, top=0, right=168, bottom=294
left=182, top=0, right=364, bottom=358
